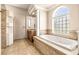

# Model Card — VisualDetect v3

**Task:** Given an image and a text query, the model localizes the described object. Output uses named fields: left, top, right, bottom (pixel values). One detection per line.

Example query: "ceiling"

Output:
left=8, top=4, right=58, bottom=10
left=9, top=4, right=30, bottom=10
left=36, top=4, right=58, bottom=9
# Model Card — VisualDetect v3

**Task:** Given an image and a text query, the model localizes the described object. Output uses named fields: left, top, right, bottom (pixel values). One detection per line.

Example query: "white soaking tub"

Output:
left=33, top=35, right=78, bottom=55
left=39, top=35, right=78, bottom=51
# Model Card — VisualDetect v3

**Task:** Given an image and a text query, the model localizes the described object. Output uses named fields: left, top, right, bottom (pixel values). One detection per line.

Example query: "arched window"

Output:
left=53, top=6, right=70, bottom=34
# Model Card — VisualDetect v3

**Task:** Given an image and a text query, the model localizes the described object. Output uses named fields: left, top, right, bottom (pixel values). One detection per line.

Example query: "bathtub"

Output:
left=39, top=35, right=78, bottom=51
left=33, top=35, right=78, bottom=55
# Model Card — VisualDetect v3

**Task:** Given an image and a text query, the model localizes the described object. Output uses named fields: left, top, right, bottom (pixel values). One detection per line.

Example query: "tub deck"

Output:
left=33, top=35, right=78, bottom=55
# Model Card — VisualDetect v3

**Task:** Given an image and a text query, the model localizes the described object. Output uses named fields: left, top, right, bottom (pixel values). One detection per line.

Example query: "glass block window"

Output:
left=53, top=6, right=70, bottom=34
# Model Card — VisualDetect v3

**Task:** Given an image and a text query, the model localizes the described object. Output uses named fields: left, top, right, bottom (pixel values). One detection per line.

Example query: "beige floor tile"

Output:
left=2, top=39, right=41, bottom=55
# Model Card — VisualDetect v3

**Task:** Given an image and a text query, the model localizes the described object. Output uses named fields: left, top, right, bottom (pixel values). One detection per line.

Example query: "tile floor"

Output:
left=1, top=39, right=41, bottom=55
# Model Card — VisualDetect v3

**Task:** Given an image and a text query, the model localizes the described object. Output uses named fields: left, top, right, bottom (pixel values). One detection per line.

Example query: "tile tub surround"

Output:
left=47, top=29, right=78, bottom=40
left=33, top=36, right=78, bottom=55
left=2, top=39, right=41, bottom=55
left=33, top=36, right=65, bottom=55
left=39, top=30, right=48, bottom=35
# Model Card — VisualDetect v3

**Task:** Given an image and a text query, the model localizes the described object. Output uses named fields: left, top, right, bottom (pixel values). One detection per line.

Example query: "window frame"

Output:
left=52, top=6, right=70, bottom=35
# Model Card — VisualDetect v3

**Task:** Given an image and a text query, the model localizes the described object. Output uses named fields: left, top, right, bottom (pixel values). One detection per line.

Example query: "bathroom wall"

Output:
left=47, top=4, right=79, bottom=39
left=39, top=9, right=47, bottom=35
left=6, top=5, right=27, bottom=40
